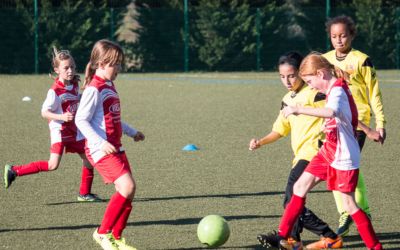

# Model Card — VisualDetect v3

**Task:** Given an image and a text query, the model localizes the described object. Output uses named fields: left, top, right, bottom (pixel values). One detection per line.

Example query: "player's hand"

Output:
left=101, top=141, right=117, bottom=155
left=376, top=128, right=386, bottom=144
left=133, top=131, right=145, bottom=142
left=282, top=106, right=298, bottom=118
left=249, top=139, right=260, bottom=150
left=366, top=129, right=383, bottom=144
left=61, top=112, right=74, bottom=122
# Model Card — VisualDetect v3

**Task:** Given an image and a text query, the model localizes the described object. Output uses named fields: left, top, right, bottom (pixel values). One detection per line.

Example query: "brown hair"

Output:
left=83, top=39, right=125, bottom=89
left=325, top=15, right=357, bottom=38
left=50, top=47, right=79, bottom=82
left=299, top=52, right=349, bottom=81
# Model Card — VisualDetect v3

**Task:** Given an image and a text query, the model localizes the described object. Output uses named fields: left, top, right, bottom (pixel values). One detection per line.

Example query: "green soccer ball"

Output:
left=197, top=215, right=230, bottom=247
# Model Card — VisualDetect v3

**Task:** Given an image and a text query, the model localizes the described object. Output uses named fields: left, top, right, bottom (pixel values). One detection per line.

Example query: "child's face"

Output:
left=103, top=62, right=121, bottom=81
left=54, top=58, right=76, bottom=83
left=279, top=63, right=302, bottom=92
left=330, top=23, right=353, bottom=54
left=302, top=73, right=326, bottom=93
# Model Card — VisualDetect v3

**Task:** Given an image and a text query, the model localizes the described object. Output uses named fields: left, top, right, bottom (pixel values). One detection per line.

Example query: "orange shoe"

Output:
left=306, top=236, right=343, bottom=249
left=280, top=237, right=304, bottom=250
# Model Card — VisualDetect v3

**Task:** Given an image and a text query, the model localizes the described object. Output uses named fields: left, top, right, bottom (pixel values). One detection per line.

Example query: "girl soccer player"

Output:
left=259, top=53, right=383, bottom=250
left=75, top=39, right=144, bottom=250
left=323, top=15, right=386, bottom=236
left=4, top=47, right=100, bottom=202
left=250, top=52, right=342, bottom=249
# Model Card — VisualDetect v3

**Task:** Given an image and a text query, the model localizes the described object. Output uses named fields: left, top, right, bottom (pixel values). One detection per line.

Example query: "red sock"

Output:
left=351, top=209, right=381, bottom=249
left=278, top=195, right=305, bottom=238
left=112, top=199, right=133, bottom=240
left=79, top=167, right=94, bottom=195
left=13, top=161, right=49, bottom=176
left=98, top=192, right=128, bottom=234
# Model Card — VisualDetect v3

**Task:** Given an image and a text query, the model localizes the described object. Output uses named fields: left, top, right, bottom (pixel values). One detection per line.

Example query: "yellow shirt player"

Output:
left=323, top=15, right=386, bottom=237
left=250, top=52, right=343, bottom=249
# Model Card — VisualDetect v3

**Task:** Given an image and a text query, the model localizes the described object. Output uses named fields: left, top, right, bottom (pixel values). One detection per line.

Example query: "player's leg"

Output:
left=340, top=192, right=382, bottom=249
left=77, top=153, right=101, bottom=202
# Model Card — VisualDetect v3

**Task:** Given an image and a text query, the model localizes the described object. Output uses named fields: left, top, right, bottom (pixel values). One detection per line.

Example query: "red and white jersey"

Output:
left=41, top=78, right=83, bottom=144
left=75, top=75, right=137, bottom=163
left=320, top=78, right=360, bottom=170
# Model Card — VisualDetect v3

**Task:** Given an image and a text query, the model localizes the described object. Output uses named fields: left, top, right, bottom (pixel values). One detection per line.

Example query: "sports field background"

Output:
left=0, top=72, right=399, bottom=249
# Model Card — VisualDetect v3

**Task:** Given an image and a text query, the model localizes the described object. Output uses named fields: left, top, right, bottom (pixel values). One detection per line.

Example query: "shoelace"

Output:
left=339, top=213, right=351, bottom=226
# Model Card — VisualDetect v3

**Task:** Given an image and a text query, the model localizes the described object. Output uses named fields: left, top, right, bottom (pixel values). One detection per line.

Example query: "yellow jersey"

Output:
left=272, top=84, right=325, bottom=166
left=323, top=49, right=385, bottom=128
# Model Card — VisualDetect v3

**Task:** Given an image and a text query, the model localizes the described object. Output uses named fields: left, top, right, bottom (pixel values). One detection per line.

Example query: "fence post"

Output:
left=110, top=8, right=114, bottom=40
left=34, top=0, right=39, bottom=74
left=397, top=7, right=400, bottom=69
left=183, top=0, right=189, bottom=72
left=256, top=8, right=261, bottom=71
left=325, top=0, right=331, bottom=51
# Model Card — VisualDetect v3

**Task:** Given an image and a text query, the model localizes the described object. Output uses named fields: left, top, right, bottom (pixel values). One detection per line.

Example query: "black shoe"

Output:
left=4, top=164, right=16, bottom=189
left=257, top=230, right=282, bottom=248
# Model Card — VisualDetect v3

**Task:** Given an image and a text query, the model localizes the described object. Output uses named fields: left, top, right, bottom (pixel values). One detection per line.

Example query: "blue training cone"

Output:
left=182, top=144, right=199, bottom=151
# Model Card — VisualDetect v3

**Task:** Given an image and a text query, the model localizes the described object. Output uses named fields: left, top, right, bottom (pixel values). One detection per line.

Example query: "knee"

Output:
left=117, top=180, right=136, bottom=198
left=47, top=161, right=59, bottom=171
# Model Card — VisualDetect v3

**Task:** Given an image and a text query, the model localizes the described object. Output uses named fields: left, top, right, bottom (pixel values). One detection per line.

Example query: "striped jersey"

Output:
left=272, top=84, right=325, bottom=166
left=75, top=75, right=137, bottom=163
left=320, top=78, right=360, bottom=170
left=41, top=78, right=83, bottom=144
left=323, top=49, right=385, bottom=128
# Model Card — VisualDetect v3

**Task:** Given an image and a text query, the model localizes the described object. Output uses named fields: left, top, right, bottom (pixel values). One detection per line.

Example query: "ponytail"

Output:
left=333, top=66, right=350, bottom=82
left=83, top=62, right=95, bottom=89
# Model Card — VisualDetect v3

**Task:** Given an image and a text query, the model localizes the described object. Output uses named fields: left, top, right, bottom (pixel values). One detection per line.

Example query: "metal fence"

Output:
left=0, top=4, right=399, bottom=73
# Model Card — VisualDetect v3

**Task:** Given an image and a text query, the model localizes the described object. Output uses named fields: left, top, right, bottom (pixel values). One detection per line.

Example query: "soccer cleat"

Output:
left=336, top=212, right=353, bottom=236
left=257, top=231, right=282, bottom=248
left=78, top=193, right=102, bottom=202
left=368, top=242, right=383, bottom=250
left=93, top=229, right=119, bottom=250
left=4, top=164, right=16, bottom=189
left=280, top=237, right=304, bottom=250
left=114, top=237, right=137, bottom=250
left=306, top=236, right=343, bottom=249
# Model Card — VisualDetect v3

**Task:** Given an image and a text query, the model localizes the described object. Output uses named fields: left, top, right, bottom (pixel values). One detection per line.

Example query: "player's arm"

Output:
left=361, top=58, right=386, bottom=129
left=283, top=106, right=334, bottom=119
left=122, top=122, right=145, bottom=142
left=42, top=110, right=73, bottom=122
left=249, top=131, right=282, bottom=150
left=41, top=89, right=73, bottom=122
left=358, top=120, right=383, bottom=144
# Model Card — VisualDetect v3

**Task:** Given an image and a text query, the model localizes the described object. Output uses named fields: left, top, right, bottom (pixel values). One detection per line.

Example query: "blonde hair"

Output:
left=50, top=46, right=79, bottom=82
left=299, top=52, right=349, bottom=81
left=83, top=39, right=125, bottom=89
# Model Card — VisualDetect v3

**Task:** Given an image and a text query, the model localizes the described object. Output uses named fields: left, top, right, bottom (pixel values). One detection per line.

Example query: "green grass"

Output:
left=0, top=71, right=399, bottom=249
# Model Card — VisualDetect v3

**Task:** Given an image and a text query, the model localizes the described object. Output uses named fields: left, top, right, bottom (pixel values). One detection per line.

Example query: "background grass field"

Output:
left=0, top=72, right=399, bottom=250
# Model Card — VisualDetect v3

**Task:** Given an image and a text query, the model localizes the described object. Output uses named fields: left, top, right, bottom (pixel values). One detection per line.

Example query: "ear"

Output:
left=316, top=69, right=324, bottom=78
left=54, top=67, right=59, bottom=74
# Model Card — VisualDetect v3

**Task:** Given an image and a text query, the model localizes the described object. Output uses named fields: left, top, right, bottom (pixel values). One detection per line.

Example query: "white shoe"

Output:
left=115, top=237, right=137, bottom=250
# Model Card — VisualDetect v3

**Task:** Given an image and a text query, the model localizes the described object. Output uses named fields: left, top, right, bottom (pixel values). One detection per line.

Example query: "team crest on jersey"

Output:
left=345, top=64, right=355, bottom=75
left=109, top=103, right=121, bottom=114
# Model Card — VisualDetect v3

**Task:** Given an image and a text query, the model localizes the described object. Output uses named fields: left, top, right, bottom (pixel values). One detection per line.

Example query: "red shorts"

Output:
left=305, top=152, right=359, bottom=193
left=50, top=140, right=85, bottom=155
left=88, top=151, right=132, bottom=184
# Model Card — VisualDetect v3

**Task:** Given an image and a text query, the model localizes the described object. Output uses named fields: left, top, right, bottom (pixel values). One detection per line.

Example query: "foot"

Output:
left=281, top=237, right=303, bottom=250
left=4, top=164, right=16, bottom=189
left=114, top=237, right=137, bottom=250
left=306, top=236, right=343, bottom=249
left=78, top=193, right=102, bottom=202
left=257, top=231, right=282, bottom=248
left=336, top=212, right=353, bottom=236
left=368, top=242, right=383, bottom=250
left=93, top=229, right=119, bottom=250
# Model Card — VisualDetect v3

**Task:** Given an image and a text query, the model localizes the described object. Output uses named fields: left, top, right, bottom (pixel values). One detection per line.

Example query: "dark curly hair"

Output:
left=325, top=15, right=357, bottom=37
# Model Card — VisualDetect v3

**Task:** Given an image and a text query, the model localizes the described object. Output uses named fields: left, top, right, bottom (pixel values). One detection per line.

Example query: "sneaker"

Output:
left=78, top=193, right=102, bottom=202
left=93, top=229, right=119, bottom=250
left=115, top=237, right=137, bottom=250
left=368, top=242, right=383, bottom=250
left=306, top=236, right=343, bottom=249
left=336, top=212, right=353, bottom=236
left=257, top=231, right=281, bottom=248
left=4, top=164, right=16, bottom=189
left=281, top=237, right=304, bottom=250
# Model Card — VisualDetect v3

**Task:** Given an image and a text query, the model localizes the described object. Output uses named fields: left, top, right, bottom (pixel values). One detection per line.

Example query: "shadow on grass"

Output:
left=0, top=214, right=278, bottom=234
left=45, top=189, right=329, bottom=206
left=152, top=244, right=264, bottom=250
left=335, top=232, right=400, bottom=249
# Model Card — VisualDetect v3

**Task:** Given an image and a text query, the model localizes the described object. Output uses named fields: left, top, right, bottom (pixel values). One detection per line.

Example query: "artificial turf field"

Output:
left=0, top=72, right=399, bottom=249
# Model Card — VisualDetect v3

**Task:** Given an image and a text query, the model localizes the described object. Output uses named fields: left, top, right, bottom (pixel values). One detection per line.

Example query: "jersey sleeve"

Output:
left=41, top=89, right=59, bottom=112
left=122, top=122, right=138, bottom=137
left=75, top=87, right=106, bottom=146
left=272, top=102, right=290, bottom=137
left=360, top=58, right=386, bottom=128
left=326, top=87, right=346, bottom=118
